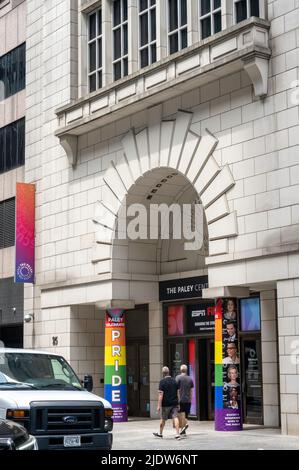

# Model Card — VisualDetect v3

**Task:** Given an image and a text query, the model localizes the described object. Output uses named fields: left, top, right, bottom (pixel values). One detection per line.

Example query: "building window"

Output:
left=0, top=43, right=26, bottom=101
left=0, top=0, right=10, bottom=10
left=0, top=118, right=25, bottom=174
left=199, top=0, right=221, bottom=40
left=0, top=198, right=15, bottom=249
left=168, top=0, right=188, bottom=54
left=139, top=0, right=157, bottom=68
left=88, top=9, right=103, bottom=92
left=234, top=0, right=260, bottom=23
left=113, top=0, right=128, bottom=81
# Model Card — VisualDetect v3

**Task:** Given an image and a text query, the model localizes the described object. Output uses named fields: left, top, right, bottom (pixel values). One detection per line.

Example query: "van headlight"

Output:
left=104, top=409, right=113, bottom=432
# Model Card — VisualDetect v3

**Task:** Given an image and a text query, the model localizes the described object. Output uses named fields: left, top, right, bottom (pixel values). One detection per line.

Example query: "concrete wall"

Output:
left=277, top=278, right=299, bottom=435
left=149, top=302, right=163, bottom=418
left=24, top=0, right=299, bottom=433
left=24, top=1, right=299, bottom=290
left=260, top=290, right=280, bottom=427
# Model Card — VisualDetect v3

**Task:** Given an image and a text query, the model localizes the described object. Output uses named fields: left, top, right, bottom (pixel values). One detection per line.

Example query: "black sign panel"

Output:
left=186, top=303, right=215, bottom=333
left=159, top=276, right=208, bottom=302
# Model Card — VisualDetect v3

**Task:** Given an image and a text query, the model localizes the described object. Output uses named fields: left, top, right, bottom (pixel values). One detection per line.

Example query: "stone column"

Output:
left=260, top=290, right=280, bottom=427
left=102, top=0, right=113, bottom=86
left=69, top=305, right=105, bottom=397
left=149, top=301, right=164, bottom=418
left=128, top=0, right=138, bottom=74
left=221, top=0, right=233, bottom=30
left=277, top=279, right=299, bottom=435
left=157, top=0, right=168, bottom=61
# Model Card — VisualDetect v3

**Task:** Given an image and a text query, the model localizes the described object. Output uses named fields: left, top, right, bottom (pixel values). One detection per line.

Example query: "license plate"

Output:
left=63, top=435, right=81, bottom=448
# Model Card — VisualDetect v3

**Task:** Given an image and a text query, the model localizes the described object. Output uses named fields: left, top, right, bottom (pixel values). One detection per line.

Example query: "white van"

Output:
left=0, top=349, right=113, bottom=450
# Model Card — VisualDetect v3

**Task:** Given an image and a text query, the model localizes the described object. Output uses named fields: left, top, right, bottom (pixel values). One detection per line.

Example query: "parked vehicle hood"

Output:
left=0, top=390, right=111, bottom=411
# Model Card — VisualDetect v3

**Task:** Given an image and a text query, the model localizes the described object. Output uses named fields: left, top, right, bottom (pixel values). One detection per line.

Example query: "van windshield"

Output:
left=0, top=353, right=83, bottom=391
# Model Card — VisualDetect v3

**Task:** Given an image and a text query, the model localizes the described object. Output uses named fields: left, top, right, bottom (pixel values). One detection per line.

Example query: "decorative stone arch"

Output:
left=92, top=110, right=238, bottom=270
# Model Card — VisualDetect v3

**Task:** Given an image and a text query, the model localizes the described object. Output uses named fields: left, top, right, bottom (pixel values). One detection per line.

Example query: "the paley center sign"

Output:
left=159, top=275, right=209, bottom=301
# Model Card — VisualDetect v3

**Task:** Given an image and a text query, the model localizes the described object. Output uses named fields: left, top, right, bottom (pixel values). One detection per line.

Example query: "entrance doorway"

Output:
left=198, top=338, right=214, bottom=421
left=240, top=337, right=263, bottom=424
left=0, top=324, right=23, bottom=348
left=126, top=306, right=150, bottom=418
left=167, top=337, right=215, bottom=421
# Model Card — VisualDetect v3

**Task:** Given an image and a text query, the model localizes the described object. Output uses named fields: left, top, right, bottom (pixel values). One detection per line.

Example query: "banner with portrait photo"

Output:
left=215, top=298, right=243, bottom=431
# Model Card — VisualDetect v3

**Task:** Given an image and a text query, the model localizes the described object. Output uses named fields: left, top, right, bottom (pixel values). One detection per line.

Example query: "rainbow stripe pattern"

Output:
left=214, top=298, right=243, bottom=431
left=104, top=308, right=128, bottom=422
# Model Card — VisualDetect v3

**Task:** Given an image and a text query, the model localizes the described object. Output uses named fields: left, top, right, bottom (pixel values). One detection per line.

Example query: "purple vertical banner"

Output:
left=15, top=183, right=35, bottom=283
left=215, top=298, right=243, bottom=431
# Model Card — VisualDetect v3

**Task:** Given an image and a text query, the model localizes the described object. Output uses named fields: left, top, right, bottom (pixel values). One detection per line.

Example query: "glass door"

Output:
left=168, top=341, right=185, bottom=377
left=241, top=337, right=263, bottom=424
left=126, top=342, right=150, bottom=417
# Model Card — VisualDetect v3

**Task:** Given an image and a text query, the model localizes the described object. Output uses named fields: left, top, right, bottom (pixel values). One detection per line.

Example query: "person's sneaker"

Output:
left=174, top=435, right=181, bottom=440
left=153, top=432, right=163, bottom=438
left=180, top=424, right=189, bottom=435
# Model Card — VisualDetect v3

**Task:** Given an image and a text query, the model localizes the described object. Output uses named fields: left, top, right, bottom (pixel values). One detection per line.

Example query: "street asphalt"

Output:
left=112, top=419, right=299, bottom=450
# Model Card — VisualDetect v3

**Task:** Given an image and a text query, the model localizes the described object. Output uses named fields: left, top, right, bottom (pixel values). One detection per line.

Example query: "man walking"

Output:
left=153, top=366, right=181, bottom=440
left=176, top=364, right=194, bottom=437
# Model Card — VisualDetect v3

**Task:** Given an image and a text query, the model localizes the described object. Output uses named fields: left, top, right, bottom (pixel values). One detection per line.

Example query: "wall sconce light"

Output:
left=24, top=313, right=34, bottom=323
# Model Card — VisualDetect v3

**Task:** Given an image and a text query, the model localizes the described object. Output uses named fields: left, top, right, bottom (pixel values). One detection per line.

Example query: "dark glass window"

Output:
left=235, top=0, right=260, bottom=24
left=113, top=0, right=128, bottom=81
left=181, top=0, right=187, bottom=26
left=214, top=11, right=222, bottom=33
left=200, top=0, right=222, bottom=39
left=140, top=13, right=148, bottom=46
left=169, top=33, right=179, bottom=54
left=236, top=0, right=247, bottom=23
left=169, top=0, right=178, bottom=32
left=250, top=0, right=260, bottom=17
left=201, top=0, right=211, bottom=15
left=0, top=198, right=15, bottom=249
left=113, top=0, right=121, bottom=25
left=0, top=118, right=25, bottom=175
left=0, top=43, right=26, bottom=101
left=88, top=9, right=103, bottom=92
left=89, top=13, right=97, bottom=40
left=139, top=0, right=157, bottom=68
left=114, top=28, right=122, bottom=59
left=201, top=17, right=211, bottom=39
left=168, top=0, right=188, bottom=54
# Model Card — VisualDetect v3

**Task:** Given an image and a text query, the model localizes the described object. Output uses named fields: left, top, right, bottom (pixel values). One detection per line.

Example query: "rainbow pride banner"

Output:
left=215, top=298, right=243, bottom=431
left=104, top=308, right=128, bottom=422
left=15, top=183, right=35, bottom=284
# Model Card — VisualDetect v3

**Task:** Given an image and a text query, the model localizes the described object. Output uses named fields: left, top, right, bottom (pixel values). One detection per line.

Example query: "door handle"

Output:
left=133, top=382, right=139, bottom=392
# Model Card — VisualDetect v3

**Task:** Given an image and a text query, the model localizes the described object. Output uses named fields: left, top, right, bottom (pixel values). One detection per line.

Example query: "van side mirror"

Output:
left=83, top=375, right=93, bottom=392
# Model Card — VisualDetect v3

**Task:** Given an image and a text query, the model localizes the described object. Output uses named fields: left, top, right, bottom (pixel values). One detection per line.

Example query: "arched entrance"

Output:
left=95, top=109, right=238, bottom=418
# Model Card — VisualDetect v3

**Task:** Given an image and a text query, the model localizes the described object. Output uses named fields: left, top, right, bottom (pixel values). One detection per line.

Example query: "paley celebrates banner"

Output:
left=214, top=298, right=242, bottom=431
left=15, top=183, right=35, bottom=284
left=104, top=309, right=128, bottom=422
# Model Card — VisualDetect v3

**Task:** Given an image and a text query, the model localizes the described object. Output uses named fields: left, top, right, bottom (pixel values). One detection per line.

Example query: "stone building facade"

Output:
left=23, top=0, right=299, bottom=434
left=0, top=0, right=26, bottom=347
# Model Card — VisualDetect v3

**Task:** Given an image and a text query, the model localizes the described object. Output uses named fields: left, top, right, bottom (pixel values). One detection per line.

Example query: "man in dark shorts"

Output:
left=176, top=364, right=194, bottom=436
left=153, top=366, right=180, bottom=440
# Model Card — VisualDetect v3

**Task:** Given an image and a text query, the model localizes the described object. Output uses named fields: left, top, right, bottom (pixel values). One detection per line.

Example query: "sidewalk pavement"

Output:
left=112, top=418, right=299, bottom=450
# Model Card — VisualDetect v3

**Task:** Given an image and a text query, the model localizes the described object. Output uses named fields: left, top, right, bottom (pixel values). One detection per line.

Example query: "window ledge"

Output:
left=55, top=17, right=271, bottom=166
